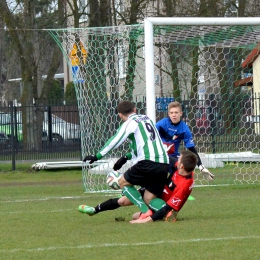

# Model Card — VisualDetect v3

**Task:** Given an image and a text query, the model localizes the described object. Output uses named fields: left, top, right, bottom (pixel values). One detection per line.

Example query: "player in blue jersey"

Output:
left=82, top=100, right=169, bottom=219
left=156, top=101, right=214, bottom=181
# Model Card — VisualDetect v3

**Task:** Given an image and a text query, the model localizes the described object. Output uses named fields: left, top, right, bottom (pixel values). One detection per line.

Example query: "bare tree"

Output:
left=0, top=0, right=65, bottom=150
left=0, top=17, right=4, bottom=101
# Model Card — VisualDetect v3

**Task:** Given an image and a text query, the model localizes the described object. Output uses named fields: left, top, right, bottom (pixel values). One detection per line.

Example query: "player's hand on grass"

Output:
left=113, top=155, right=128, bottom=170
left=83, top=155, right=98, bottom=164
left=199, top=165, right=214, bottom=181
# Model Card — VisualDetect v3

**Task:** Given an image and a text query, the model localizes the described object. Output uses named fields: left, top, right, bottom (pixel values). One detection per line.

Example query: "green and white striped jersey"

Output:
left=96, top=113, right=169, bottom=165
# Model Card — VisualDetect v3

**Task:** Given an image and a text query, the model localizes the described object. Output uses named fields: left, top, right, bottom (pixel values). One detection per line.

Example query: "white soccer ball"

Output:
left=106, top=170, right=122, bottom=190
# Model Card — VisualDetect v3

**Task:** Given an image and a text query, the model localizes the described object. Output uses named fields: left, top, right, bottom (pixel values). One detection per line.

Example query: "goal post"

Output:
left=47, top=18, right=260, bottom=192
left=144, top=17, right=260, bottom=122
left=142, top=17, right=260, bottom=188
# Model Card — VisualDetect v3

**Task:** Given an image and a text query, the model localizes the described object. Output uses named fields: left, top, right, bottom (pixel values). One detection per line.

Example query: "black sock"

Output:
left=94, top=198, right=120, bottom=213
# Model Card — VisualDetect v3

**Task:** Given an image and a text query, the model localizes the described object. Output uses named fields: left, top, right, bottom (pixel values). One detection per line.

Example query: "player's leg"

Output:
left=139, top=162, right=168, bottom=219
left=132, top=212, right=141, bottom=220
left=150, top=198, right=178, bottom=222
left=149, top=198, right=166, bottom=212
left=119, top=165, right=150, bottom=213
left=79, top=198, right=120, bottom=215
left=120, top=161, right=168, bottom=215
left=120, top=179, right=150, bottom=213
left=131, top=197, right=166, bottom=220
left=118, top=196, right=133, bottom=206
left=142, top=189, right=156, bottom=205
left=78, top=196, right=132, bottom=216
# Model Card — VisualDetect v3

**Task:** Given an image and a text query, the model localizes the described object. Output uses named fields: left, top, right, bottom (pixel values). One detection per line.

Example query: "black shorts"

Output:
left=123, top=160, right=168, bottom=197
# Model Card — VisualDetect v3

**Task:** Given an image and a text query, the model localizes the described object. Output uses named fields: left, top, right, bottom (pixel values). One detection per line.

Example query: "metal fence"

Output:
left=1, top=94, right=259, bottom=167
left=0, top=102, right=81, bottom=166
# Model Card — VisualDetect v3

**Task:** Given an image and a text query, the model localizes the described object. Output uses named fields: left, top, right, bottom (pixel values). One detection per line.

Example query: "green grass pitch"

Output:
left=1, top=164, right=260, bottom=260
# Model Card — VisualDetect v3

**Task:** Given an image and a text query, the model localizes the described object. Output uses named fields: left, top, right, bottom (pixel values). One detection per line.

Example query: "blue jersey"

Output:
left=155, top=117, right=195, bottom=157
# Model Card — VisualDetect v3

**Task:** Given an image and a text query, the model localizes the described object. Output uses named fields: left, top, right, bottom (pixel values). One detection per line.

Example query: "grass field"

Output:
left=1, top=164, right=260, bottom=260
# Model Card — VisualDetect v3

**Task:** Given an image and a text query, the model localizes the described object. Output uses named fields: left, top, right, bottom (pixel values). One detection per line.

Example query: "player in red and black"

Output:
left=130, top=150, right=197, bottom=223
left=79, top=150, right=198, bottom=223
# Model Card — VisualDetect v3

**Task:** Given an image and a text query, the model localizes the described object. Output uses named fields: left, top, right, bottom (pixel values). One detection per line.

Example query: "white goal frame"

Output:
left=144, top=17, right=260, bottom=122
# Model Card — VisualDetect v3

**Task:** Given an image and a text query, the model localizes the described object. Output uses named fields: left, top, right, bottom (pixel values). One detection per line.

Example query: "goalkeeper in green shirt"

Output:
left=83, top=100, right=169, bottom=219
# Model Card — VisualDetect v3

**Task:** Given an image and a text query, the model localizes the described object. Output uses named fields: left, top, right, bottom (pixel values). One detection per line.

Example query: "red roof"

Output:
left=242, top=43, right=260, bottom=69
left=233, top=76, right=253, bottom=87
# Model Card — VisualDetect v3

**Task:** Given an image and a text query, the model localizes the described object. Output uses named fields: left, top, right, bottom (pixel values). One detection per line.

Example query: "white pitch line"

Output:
left=1, top=235, right=260, bottom=253
left=0, top=209, right=73, bottom=215
left=1, top=194, right=117, bottom=204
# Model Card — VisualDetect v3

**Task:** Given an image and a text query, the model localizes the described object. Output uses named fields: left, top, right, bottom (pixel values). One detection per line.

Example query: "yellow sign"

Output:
left=69, top=41, right=87, bottom=66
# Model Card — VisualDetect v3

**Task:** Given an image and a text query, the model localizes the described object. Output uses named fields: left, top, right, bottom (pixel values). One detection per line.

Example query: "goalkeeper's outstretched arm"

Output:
left=188, top=146, right=214, bottom=181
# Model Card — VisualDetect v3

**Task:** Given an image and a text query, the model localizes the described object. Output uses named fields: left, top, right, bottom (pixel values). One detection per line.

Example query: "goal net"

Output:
left=48, top=18, right=260, bottom=192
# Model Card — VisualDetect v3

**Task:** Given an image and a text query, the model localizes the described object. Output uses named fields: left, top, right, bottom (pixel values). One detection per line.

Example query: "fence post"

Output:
left=47, top=106, right=53, bottom=145
left=9, top=101, right=16, bottom=170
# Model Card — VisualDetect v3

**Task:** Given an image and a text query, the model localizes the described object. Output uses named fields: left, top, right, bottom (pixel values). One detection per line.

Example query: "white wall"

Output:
left=253, top=56, right=260, bottom=133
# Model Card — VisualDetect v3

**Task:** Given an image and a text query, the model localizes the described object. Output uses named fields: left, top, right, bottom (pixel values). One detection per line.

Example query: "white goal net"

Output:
left=48, top=18, right=260, bottom=192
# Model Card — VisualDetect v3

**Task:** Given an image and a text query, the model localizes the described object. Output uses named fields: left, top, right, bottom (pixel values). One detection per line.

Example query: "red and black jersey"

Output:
left=161, top=157, right=194, bottom=212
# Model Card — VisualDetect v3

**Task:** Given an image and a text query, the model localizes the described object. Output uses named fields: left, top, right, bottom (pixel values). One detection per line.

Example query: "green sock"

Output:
left=149, top=198, right=166, bottom=212
left=122, top=186, right=149, bottom=213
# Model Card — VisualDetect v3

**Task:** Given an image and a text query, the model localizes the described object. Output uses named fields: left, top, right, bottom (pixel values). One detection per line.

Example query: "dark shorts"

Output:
left=123, top=160, right=168, bottom=197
